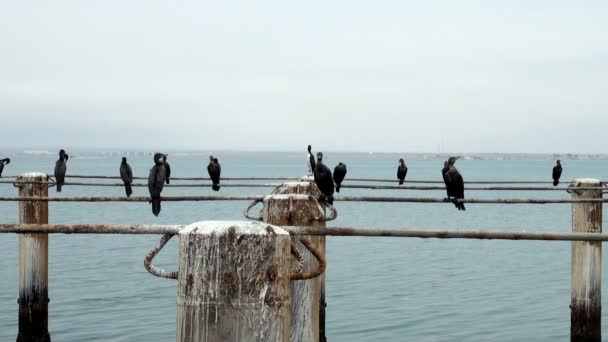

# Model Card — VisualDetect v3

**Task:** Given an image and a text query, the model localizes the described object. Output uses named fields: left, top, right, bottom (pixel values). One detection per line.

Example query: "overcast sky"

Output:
left=1, top=1, right=607, bottom=153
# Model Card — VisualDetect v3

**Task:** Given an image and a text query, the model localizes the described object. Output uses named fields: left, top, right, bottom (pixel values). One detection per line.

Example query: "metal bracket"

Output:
left=290, top=237, right=326, bottom=280
left=144, top=233, right=178, bottom=279
left=308, top=196, right=338, bottom=222
left=243, top=199, right=264, bottom=221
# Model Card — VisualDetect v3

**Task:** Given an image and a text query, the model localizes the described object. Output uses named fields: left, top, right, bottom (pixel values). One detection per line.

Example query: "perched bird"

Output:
left=54, top=149, right=69, bottom=192
left=207, top=155, right=221, bottom=191
left=314, top=152, right=334, bottom=204
left=333, top=162, right=347, bottom=193
left=148, top=153, right=166, bottom=216
left=443, top=157, right=465, bottom=211
left=119, top=157, right=133, bottom=197
left=397, top=159, right=408, bottom=185
left=552, top=160, right=562, bottom=186
left=307, top=145, right=316, bottom=175
left=0, top=158, right=10, bottom=177
left=164, top=155, right=171, bottom=184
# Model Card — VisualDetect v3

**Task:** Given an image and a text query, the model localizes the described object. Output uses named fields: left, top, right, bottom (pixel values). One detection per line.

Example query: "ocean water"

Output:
left=0, top=152, right=607, bottom=341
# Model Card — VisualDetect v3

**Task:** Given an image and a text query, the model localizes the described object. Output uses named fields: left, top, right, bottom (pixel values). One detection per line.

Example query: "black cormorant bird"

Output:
left=314, top=152, right=334, bottom=204
left=54, top=149, right=69, bottom=192
left=307, top=145, right=316, bottom=175
left=148, top=153, right=166, bottom=216
left=120, top=157, right=133, bottom=197
left=207, top=155, right=221, bottom=191
left=397, top=159, right=408, bottom=185
left=552, top=160, right=562, bottom=186
left=443, top=157, right=465, bottom=211
left=333, top=162, right=347, bottom=193
left=164, top=155, right=171, bottom=184
left=0, top=158, right=10, bottom=177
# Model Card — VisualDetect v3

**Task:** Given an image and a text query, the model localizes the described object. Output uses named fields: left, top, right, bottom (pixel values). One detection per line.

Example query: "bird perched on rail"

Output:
left=552, top=160, right=562, bottom=186
left=164, top=155, right=171, bottom=184
left=333, top=162, right=347, bottom=193
left=397, top=159, right=408, bottom=185
left=54, top=149, right=69, bottom=192
left=0, top=158, right=10, bottom=177
left=148, top=153, right=166, bottom=216
left=119, top=157, right=133, bottom=197
left=314, top=152, right=334, bottom=204
left=307, top=145, right=316, bottom=175
left=442, top=157, right=465, bottom=211
left=207, top=155, right=221, bottom=191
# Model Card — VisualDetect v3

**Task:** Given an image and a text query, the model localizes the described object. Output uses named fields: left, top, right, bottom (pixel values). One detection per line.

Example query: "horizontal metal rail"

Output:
left=0, top=195, right=265, bottom=202
left=0, top=195, right=606, bottom=204
left=2, top=223, right=608, bottom=242
left=0, top=224, right=184, bottom=234
left=1, top=180, right=605, bottom=191
left=3, top=174, right=603, bottom=184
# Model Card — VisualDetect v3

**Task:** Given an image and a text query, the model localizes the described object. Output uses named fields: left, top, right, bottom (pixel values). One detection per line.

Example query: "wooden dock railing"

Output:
left=0, top=172, right=605, bottom=342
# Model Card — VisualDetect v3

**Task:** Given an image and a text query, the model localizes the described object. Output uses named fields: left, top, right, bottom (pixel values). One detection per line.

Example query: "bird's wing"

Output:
left=455, top=171, right=465, bottom=198
left=54, top=160, right=60, bottom=178
left=120, top=165, right=128, bottom=182
left=127, top=164, right=133, bottom=182
left=165, top=163, right=171, bottom=178
left=148, top=167, right=156, bottom=194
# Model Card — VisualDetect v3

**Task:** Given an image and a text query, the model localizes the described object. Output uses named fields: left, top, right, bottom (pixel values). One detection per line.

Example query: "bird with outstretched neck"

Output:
left=120, top=157, right=133, bottom=197
left=333, top=162, right=347, bottom=193
left=148, top=153, right=166, bottom=216
left=552, top=160, right=562, bottom=186
left=397, top=159, right=408, bottom=185
left=54, top=149, right=69, bottom=192
left=207, top=155, right=221, bottom=191
left=0, top=158, right=10, bottom=177
left=307, top=145, right=316, bottom=175
left=314, top=152, right=334, bottom=204
left=442, top=157, right=465, bottom=211
left=164, top=155, right=171, bottom=184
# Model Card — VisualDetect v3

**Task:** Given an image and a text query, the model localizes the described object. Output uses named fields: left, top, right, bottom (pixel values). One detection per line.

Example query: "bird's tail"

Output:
left=125, top=183, right=132, bottom=197
left=553, top=180, right=559, bottom=186
left=56, top=182, right=62, bottom=192
left=151, top=196, right=161, bottom=216
left=212, top=183, right=220, bottom=191
left=399, top=180, right=404, bottom=185
left=166, top=178, right=170, bottom=185
left=452, top=198, right=465, bottom=211
left=336, top=184, right=341, bottom=193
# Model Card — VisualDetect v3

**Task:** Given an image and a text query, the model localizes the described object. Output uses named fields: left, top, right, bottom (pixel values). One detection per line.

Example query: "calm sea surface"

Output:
left=1, top=152, right=607, bottom=341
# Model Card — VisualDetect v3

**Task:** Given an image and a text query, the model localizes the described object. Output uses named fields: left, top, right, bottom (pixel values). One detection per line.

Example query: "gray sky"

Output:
left=1, top=1, right=607, bottom=153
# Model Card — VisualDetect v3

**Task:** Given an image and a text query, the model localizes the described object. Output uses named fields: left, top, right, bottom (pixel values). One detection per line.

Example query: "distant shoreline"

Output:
left=1, top=149, right=607, bottom=161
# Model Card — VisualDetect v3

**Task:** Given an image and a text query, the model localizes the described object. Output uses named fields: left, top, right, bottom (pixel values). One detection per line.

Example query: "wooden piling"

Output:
left=571, top=179, right=602, bottom=342
left=16, top=173, right=50, bottom=342
left=176, top=221, right=291, bottom=342
left=264, top=179, right=327, bottom=342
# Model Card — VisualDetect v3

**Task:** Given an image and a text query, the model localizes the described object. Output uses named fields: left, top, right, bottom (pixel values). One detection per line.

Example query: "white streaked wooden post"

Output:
left=17, top=173, right=50, bottom=342
left=267, top=177, right=327, bottom=342
left=571, top=178, right=602, bottom=342
left=176, top=221, right=291, bottom=342
left=263, top=194, right=326, bottom=342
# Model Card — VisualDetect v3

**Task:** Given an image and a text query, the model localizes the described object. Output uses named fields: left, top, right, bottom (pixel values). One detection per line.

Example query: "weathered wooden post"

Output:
left=176, top=221, right=291, bottom=342
left=571, top=178, right=602, bottom=342
left=17, top=173, right=50, bottom=342
left=262, top=184, right=328, bottom=342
